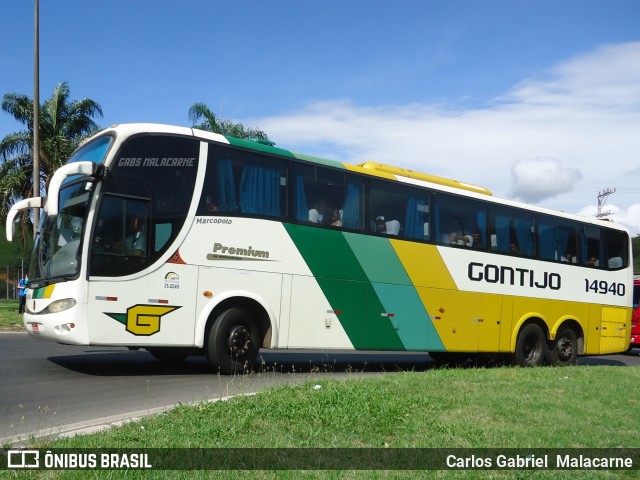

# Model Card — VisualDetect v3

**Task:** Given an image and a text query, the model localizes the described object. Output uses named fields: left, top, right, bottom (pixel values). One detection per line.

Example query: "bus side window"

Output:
left=434, top=194, right=487, bottom=249
left=294, top=165, right=364, bottom=231
left=490, top=209, right=534, bottom=257
left=368, top=179, right=431, bottom=239
left=581, top=225, right=602, bottom=268
left=538, top=219, right=577, bottom=263
left=90, top=196, right=150, bottom=276
left=201, top=149, right=287, bottom=219
left=604, top=229, right=628, bottom=270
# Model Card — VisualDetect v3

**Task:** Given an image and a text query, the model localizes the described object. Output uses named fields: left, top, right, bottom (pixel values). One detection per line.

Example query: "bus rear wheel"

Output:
left=207, top=307, right=260, bottom=375
left=515, top=324, right=547, bottom=367
left=548, top=327, right=578, bottom=366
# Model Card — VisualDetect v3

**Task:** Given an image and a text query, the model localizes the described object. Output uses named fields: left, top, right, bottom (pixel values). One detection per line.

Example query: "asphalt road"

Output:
left=1, top=331, right=638, bottom=446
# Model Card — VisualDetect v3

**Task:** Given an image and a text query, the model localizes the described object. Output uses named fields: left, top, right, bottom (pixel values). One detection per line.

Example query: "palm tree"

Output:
left=188, top=103, right=269, bottom=141
left=1, top=81, right=103, bottom=248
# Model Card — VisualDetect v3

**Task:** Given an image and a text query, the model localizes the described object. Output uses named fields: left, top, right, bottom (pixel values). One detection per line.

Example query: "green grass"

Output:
left=0, top=299, right=23, bottom=330
left=6, top=366, right=640, bottom=479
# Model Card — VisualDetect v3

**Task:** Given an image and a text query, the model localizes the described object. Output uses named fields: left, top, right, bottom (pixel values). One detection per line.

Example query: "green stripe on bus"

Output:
left=290, top=152, right=346, bottom=169
left=284, top=224, right=404, bottom=350
left=224, top=136, right=296, bottom=157
left=343, top=233, right=411, bottom=285
left=32, top=285, right=55, bottom=299
left=344, top=234, right=445, bottom=351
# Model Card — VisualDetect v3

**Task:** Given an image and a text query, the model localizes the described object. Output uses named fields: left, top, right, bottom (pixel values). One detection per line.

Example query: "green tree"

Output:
left=188, top=103, right=269, bottom=140
left=1, top=82, right=103, bottom=248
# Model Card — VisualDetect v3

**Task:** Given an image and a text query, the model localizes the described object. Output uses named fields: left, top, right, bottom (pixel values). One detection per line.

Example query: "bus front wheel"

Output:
left=547, top=327, right=578, bottom=366
left=515, top=324, right=547, bottom=367
left=207, top=307, right=260, bottom=375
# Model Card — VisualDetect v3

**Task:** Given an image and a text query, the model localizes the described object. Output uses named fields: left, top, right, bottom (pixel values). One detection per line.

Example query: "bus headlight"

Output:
left=42, top=298, right=77, bottom=314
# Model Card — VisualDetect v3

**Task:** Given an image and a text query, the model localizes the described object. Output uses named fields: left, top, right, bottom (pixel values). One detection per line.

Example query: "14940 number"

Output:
left=584, top=279, right=625, bottom=296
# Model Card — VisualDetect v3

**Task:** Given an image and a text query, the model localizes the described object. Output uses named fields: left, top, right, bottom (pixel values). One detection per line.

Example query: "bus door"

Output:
left=87, top=195, right=198, bottom=345
left=428, top=289, right=502, bottom=353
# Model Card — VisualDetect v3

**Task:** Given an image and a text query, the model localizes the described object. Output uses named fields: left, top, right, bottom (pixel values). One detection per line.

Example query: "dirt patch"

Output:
left=0, top=324, right=24, bottom=332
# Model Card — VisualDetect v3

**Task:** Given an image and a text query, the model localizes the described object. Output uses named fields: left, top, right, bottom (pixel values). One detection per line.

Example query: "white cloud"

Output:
left=509, top=157, right=582, bottom=203
left=502, top=42, right=640, bottom=110
left=252, top=41, right=640, bottom=232
left=608, top=205, right=640, bottom=237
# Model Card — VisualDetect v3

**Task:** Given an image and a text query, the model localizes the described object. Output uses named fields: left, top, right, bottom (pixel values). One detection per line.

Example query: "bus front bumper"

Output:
left=23, top=302, right=90, bottom=345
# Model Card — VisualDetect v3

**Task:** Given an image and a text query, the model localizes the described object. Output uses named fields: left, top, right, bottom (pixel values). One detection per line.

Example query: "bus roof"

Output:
left=89, top=123, right=628, bottom=233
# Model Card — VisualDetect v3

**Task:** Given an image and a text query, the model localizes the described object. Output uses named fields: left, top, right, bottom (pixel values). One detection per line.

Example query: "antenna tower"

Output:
left=596, top=188, right=616, bottom=218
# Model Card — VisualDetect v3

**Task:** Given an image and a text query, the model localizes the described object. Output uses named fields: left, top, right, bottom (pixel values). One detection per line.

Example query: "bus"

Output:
left=5, top=123, right=632, bottom=374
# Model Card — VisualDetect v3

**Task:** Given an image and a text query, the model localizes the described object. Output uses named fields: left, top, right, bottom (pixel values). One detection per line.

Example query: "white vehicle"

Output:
left=6, top=123, right=632, bottom=373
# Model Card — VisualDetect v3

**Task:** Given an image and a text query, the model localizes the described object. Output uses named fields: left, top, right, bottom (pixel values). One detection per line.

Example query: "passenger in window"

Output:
left=587, top=256, right=599, bottom=267
left=375, top=216, right=387, bottom=233
left=471, top=229, right=483, bottom=248
left=562, top=252, right=574, bottom=263
left=449, top=232, right=468, bottom=246
left=330, top=209, right=342, bottom=227
left=125, top=215, right=146, bottom=256
left=510, top=243, right=520, bottom=255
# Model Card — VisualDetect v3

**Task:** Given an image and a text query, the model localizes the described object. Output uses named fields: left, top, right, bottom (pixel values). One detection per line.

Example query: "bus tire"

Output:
left=547, top=327, right=578, bottom=366
left=207, top=307, right=260, bottom=375
left=514, top=324, right=547, bottom=367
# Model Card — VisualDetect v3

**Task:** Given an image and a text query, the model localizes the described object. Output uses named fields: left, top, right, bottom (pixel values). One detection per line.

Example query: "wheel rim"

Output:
left=556, top=335, right=574, bottom=362
left=227, top=325, right=252, bottom=357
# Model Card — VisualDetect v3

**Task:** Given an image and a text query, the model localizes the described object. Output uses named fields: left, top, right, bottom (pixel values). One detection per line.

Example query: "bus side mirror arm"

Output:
left=47, top=162, right=104, bottom=216
left=5, top=197, right=44, bottom=242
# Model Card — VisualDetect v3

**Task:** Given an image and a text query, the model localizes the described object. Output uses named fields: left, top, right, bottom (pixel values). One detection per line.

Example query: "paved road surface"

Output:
left=1, top=332, right=638, bottom=446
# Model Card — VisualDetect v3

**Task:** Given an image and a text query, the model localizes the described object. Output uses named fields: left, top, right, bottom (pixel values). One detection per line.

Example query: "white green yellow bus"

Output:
left=5, top=123, right=632, bottom=373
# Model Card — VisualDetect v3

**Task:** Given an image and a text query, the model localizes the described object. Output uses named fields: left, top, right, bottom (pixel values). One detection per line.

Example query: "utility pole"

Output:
left=33, top=0, right=41, bottom=238
left=596, top=188, right=616, bottom=219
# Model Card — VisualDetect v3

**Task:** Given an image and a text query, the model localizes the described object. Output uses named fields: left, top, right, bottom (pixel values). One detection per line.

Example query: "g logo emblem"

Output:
left=106, top=304, right=181, bottom=336
left=126, top=305, right=179, bottom=336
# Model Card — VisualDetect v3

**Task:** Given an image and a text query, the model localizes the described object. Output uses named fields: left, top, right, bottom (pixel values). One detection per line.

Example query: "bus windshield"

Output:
left=29, top=179, right=95, bottom=284
left=28, top=135, right=113, bottom=286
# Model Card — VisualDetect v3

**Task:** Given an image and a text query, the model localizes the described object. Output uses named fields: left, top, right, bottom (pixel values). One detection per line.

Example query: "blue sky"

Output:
left=2, top=1, right=640, bottom=231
